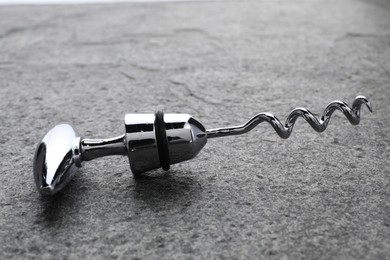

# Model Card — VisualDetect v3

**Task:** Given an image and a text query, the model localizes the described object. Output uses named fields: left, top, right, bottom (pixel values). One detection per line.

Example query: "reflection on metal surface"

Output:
left=33, top=96, right=372, bottom=195
left=33, top=124, right=81, bottom=195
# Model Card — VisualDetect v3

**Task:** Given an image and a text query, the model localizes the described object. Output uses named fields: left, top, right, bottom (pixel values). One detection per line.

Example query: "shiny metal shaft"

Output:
left=81, top=135, right=127, bottom=161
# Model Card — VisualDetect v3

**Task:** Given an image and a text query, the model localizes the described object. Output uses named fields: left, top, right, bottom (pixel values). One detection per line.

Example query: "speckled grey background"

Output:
left=0, top=0, right=389, bottom=259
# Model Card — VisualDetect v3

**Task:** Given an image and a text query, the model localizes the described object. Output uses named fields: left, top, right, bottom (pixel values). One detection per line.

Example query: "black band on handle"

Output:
left=154, top=111, right=170, bottom=171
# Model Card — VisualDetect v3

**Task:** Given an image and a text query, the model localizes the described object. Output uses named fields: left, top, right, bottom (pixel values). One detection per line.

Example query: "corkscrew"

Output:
left=33, top=96, right=372, bottom=195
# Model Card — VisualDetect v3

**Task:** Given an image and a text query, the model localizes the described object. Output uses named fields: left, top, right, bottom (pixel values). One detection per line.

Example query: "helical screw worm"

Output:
left=205, top=96, right=372, bottom=139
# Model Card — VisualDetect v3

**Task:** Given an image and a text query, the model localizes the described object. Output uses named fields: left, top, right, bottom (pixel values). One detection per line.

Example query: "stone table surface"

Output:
left=0, top=0, right=389, bottom=259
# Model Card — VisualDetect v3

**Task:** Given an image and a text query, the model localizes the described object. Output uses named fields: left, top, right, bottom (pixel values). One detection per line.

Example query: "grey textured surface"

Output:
left=0, top=0, right=389, bottom=259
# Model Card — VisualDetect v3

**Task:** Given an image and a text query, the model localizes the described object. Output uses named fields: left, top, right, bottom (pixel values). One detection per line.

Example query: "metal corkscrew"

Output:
left=33, top=96, right=372, bottom=195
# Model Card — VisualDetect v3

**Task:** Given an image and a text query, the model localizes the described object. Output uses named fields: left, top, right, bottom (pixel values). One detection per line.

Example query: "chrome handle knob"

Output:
left=33, top=123, right=82, bottom=195
left=33, top=111, right=207, bottom=195
left=33, top=96, right=372, bottom=196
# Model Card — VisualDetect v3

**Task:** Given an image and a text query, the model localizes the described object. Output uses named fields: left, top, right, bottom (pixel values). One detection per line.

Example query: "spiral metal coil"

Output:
left=206, top=96, right=372, bottom=139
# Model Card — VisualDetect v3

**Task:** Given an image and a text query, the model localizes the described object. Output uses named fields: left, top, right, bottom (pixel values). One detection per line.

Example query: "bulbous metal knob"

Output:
left=33, top=124, right=82, bottom=195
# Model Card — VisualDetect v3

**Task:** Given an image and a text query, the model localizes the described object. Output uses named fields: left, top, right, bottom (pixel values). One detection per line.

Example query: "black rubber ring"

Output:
left=154, top=111, right=170, bottom=171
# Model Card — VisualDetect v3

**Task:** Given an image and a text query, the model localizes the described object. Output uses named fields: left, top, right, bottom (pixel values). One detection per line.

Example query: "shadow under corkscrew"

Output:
left=206, top=96, right=372, bottom=139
